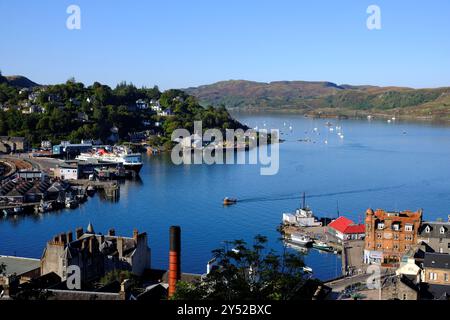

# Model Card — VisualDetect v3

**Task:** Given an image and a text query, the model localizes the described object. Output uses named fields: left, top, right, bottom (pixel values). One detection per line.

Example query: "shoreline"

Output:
left=229, top=108, right=450, bottom=125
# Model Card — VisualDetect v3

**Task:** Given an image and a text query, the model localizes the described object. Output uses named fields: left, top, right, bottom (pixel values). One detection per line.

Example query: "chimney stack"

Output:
left=168, top=226, right=181, bottom=298
left=133, top=229, right=139, bottom=240
left=108, top=228, right=115, bottom=236
left=117, top=237, right=124, bottom=258
left=60, top=233, right=67, bottom=245
left=67, top=231, right=73, bottom=243
left=76, top=227, right=83, bottom=239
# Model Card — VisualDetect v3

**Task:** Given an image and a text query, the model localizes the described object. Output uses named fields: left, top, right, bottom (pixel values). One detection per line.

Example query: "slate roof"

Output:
left=423, top=252, right=450, bottom=270
left=0, top=255, right=40, bottom=276
left=419, top=222, right=450, bottom=239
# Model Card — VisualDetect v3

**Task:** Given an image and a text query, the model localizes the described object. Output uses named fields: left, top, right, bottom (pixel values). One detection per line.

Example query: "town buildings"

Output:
left=327, top=216, right=365, bottom=244
left=40, top=224, right=151, bottom=284
left=364, top=208, right=422, bottom=265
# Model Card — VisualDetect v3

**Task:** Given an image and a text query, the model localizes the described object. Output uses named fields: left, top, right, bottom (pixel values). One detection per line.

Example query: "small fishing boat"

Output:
left=39, top=201, right=53, bottom=213
left=289, top=233, right=313, bottom=246
left=223, top=197, right=237, bottom=205
left=312, top=241, right=334, bottom=252
left=303, top=266, right=313, bottom=273
left=13, top=207, right=23, bottom=214
left=86, top=185, right=96, bottom=197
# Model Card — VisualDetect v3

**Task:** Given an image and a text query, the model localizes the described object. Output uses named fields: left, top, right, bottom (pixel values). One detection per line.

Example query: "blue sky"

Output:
left=1, top=0, right=449, bottom=89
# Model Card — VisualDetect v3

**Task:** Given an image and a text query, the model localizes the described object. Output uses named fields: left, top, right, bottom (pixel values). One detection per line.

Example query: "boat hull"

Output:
left=124, top=163, right=143, bottom=174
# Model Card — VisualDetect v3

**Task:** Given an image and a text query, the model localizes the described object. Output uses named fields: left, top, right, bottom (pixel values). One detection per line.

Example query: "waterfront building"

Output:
left=327, top=216, right=365, bottom=244
left=418, top=219, right=450, bottom=254
left=54, top=163, right=79, bottom=180
left=364, top=209, right=422, bottom=265
left=40, top=224, right=151, bottom=283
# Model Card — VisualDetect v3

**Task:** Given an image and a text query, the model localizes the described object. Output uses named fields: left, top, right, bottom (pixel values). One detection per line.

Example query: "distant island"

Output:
left=0, top=73, right=245, bottom=149
left=184, top=80, right=450, bottom=121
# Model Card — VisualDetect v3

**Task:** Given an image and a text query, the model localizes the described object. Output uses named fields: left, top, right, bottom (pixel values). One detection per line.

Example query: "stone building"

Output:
left=381, top=275, right=420, bottom=300
left=418, top=219, right=450, bottom=254
left=422, top=253, right=450, bottom=286
left=0, top=136, right=29, bottom=153
left=40, top=223, right=151, bottom=284
left=364, top=209, right=422, bottom=265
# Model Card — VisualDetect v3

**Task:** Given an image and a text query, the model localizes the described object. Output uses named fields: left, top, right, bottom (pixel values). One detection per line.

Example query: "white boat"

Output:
left=13, top=207, right=23, bottom=213
left=76, top=146, right=143, bottom=173
left=303, top=266, right=313, bottom=273
left=289, top=233, right=313, bottom=246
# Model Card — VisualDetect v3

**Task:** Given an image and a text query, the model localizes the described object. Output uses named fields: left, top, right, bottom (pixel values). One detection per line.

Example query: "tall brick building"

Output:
left=364, top=209, right=422, bottom=265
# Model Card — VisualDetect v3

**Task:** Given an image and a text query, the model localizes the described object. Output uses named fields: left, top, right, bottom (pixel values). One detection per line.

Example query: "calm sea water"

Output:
left=2, top=113, right=450, bottom=281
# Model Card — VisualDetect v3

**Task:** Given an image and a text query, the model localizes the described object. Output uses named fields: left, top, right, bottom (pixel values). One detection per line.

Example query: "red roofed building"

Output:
left=327, top=216, right=365, bottom=243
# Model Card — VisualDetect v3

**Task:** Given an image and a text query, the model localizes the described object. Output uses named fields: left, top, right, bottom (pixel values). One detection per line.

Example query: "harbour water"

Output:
left=2, top=113, right=450, bottom=281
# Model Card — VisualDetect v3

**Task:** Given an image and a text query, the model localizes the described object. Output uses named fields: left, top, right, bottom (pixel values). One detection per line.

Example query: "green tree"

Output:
left=171, top=233, right=318, bottom=300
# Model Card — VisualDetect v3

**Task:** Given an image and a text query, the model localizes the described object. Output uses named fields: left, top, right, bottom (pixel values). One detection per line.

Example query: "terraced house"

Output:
left=364, top=209, right=422, bottom=265
left=418, top=218, right=450, bottom=254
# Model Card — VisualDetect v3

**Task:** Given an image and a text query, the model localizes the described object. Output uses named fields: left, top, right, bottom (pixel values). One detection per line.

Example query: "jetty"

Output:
left=68, top=180, right=120, bottom=200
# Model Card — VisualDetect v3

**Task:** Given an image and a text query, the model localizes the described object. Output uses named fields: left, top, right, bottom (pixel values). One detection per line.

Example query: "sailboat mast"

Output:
left=302, top=192, right=306, bottom=209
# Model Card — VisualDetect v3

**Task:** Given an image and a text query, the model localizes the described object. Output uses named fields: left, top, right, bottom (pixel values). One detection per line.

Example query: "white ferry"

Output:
left=76, top=146, right=143, bottom=173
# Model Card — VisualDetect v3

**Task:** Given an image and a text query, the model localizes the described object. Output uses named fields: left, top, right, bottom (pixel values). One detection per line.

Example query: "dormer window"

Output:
left=377, top=222, right=385, bottom=230
left=405, top=224, right=413, bottom=232
left=425, top=226, right=431, bottom=233
left=392, top=223, right=400, bottom=231
left=440, top=227, right=446, bottom=234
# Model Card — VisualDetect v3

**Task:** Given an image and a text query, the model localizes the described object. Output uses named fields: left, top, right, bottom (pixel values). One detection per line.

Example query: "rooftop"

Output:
left=0, top=255, right=40, bottom=276
left=328, top=216, right=365, bottom=234
left=423, top=252, right=450, bottom=270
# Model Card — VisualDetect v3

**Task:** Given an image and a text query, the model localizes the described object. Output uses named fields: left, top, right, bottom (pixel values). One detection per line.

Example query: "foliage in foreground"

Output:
left=172, top=234, right=321, bottom=300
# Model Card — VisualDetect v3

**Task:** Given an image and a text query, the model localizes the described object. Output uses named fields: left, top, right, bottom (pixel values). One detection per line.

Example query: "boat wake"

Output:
left=237, top=184, right=406, bottom=204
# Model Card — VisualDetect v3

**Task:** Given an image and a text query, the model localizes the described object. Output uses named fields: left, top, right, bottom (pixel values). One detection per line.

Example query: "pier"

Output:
left=282, top=224, right=368, bottom=276
left=68, top=180, right=120, bottom=200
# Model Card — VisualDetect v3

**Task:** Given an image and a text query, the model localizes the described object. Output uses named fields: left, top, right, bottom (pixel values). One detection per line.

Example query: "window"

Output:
left=377, top=233, right=382, bottom=239
left=402, top=293, right=407, bottom=300
left=394, top=233, right=399, bottom=240
left=425, top=226, right=431, bottom=233
left=440, top=227, right=446, bottom=235
left=377, top=243, right=382, bottom=249
left=405, top=224, right=413, bottom=232
left=445, top=273, right=449, bottom=282
left=405, top=235, right=413, bottom=241
left=429, top=272, right=437, bottom=281
left=378, top=223, right=385, bottom=230
left=393, top=244, right=399, bottom=251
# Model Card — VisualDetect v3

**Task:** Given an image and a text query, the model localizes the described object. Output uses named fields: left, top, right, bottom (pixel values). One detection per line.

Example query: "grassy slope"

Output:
left=184, top=80, right=450, bottom=120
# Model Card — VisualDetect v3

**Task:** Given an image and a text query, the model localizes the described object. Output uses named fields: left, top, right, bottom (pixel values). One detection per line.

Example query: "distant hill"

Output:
left=2, top=75, right=40, bottom=88
left=184, top=80, right=450, bottom=119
